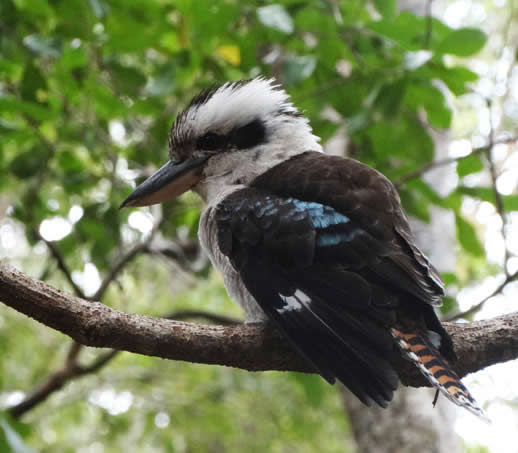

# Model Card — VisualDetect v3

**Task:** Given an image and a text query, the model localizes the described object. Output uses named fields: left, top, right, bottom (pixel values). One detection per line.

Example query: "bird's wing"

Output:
left=251, top=151, right=445, bottom=306
left=216, top=188, right=400, bottom=407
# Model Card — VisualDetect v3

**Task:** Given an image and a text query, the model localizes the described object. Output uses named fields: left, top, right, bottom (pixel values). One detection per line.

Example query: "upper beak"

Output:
left=120, top=156, right=208, bottom=208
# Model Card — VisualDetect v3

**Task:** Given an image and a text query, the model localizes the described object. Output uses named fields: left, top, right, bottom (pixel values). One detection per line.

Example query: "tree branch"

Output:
left=6, top=308, right=239, bottom=419
left=447, top=270, right=518, bottom=321
left=92, top=241, right=149, bottom=300
left=395, top=135, right=518, bottom=187
left=485, top=100, right=510, bottom=277
left=7, top=234, right=158, bottom=418
left=32, top=229, right=85, bottom=298
left=2, top=261, right=518, bottom=396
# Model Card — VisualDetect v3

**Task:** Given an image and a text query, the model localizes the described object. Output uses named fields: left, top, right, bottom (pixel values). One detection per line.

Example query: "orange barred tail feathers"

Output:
left=391, top=328, right=490, bottom=423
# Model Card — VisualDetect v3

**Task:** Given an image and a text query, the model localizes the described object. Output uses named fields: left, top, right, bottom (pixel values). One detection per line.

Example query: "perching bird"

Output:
left=121, top=78, right=487, bottom=420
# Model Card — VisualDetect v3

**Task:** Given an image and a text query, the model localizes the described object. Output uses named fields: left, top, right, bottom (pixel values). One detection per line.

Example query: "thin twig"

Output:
left=7, top=309, right=240, bottom=418
left=446, top=270, right=518, bottom=321
left=92, top=242, right=149, bottom=300
left=424, top=0, right=433, bottom=49
left=395, top=136, right=518, bottom=187
left=32, top=229, right=85, bottom=298
left=485, top=104, right=510, bottom=277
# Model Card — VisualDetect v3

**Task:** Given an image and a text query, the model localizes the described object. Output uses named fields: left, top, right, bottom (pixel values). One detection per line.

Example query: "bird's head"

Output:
left=121, top=77, right=322, bottom=208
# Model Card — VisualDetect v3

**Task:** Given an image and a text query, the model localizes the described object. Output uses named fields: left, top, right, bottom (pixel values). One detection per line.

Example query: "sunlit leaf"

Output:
left=23, top=34, right=62, bottom=57
left=372, top=0, right=397, bottom=19
left=88, top=0, right=109, bottom=18
left=457, top=186, right=518, bottom=211
left=436, top=28, right=487, bottom=57
left=404, top=82, right=451, bottom=129
left=0, top=418, right=36, bottom=453
left=215, top=45, right=241, bottom=66
left=457, top=154, right=484, bottom=177
left=455, top=213, right=484, bottom=257
left=257, top=5, right=294, bottom=34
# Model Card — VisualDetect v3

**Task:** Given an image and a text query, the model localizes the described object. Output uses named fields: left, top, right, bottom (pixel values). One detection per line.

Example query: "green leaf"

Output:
left=366, top=115, right=434, bottom=164
left=60, top=46, right=88, bottom=70
left=20, top=62, right=47, bottom=102
left=436, top=66, right=479, bottom=96
left=457, top=154, right=484, bottom=177
left=0, top=97, right=54, bottom=121
left=441, top=272, right=457, bottom=286
left=372, top=0, right=397, bottom=19
left=503, top=195, right=518, bottom=211
left=455, top=213, right=484, bottom=257
left=404, top=82, right=451, bottom=129
left=56, top=150, right=86, bottom=172
left=368, top=12, right=453, bottom=51
left=108, top=62, right=146, bottom=95
left=440, top=295, right=457, bottom=314
left=457, top=186, right=494, bottom=204
left=458, top=186, right=518, bottom=211
left=436, top=28, right=487, bottom=57
left=9, top=147, right=47, bottom=178
left=414, top=64, right=479, bottom=96
left=375, top=79, right=407, bottom=115
left=145, top=64, right=176, bottom=97
left=406, top=179, right=444, bottom=206
left=23, top=34, right=62, bottom=58
left=399, top=187, right=431, bottom=222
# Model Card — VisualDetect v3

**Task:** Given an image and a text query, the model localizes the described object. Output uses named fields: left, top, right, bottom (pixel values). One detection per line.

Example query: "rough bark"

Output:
left=1, top=261, right=518, bottom=386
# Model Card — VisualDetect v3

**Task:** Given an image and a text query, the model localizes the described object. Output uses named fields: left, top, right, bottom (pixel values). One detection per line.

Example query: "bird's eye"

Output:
left=197, top=132, right=226, bottom=151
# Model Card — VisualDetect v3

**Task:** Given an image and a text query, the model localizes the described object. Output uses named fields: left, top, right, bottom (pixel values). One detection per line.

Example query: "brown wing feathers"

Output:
left=248, top=151, right=488, bottom=420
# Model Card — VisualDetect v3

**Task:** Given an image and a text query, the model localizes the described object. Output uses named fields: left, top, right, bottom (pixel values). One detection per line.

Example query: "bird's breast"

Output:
left=198, top=204, right=268, bottom=322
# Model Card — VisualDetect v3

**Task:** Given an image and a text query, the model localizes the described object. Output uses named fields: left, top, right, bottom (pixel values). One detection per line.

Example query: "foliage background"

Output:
left=0, top=0, right=517, bottom=451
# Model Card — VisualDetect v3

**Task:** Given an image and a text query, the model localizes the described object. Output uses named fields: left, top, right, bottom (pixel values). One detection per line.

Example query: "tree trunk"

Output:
left=342, top=386, right=460, bottom=453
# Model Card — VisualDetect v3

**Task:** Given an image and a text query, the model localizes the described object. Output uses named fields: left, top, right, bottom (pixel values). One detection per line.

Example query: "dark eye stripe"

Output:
left=196, top=132, right=227, bottom=151
left=229, top=118, right=266, bottom=150
left=196, top=119, right=266, bottom=152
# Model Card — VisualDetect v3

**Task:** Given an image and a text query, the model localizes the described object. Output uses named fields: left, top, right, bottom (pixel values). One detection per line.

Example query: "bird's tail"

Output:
left=391, top=328, right=490, bottom=422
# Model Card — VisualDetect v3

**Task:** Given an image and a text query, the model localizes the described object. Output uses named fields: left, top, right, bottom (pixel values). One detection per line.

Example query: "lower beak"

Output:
left=120, top=156, right=208, bottom=208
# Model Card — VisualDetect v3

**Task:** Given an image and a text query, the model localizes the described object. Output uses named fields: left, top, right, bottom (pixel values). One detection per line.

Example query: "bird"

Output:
left=121, top=77, right=488, bottom=421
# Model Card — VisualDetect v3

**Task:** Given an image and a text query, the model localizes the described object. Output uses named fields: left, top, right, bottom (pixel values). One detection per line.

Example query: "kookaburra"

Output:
left=122, top=78, right=486, bottom=420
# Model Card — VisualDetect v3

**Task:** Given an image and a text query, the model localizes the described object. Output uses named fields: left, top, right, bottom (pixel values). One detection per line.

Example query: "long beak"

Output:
left=120, top=156, right=208, bottom=208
